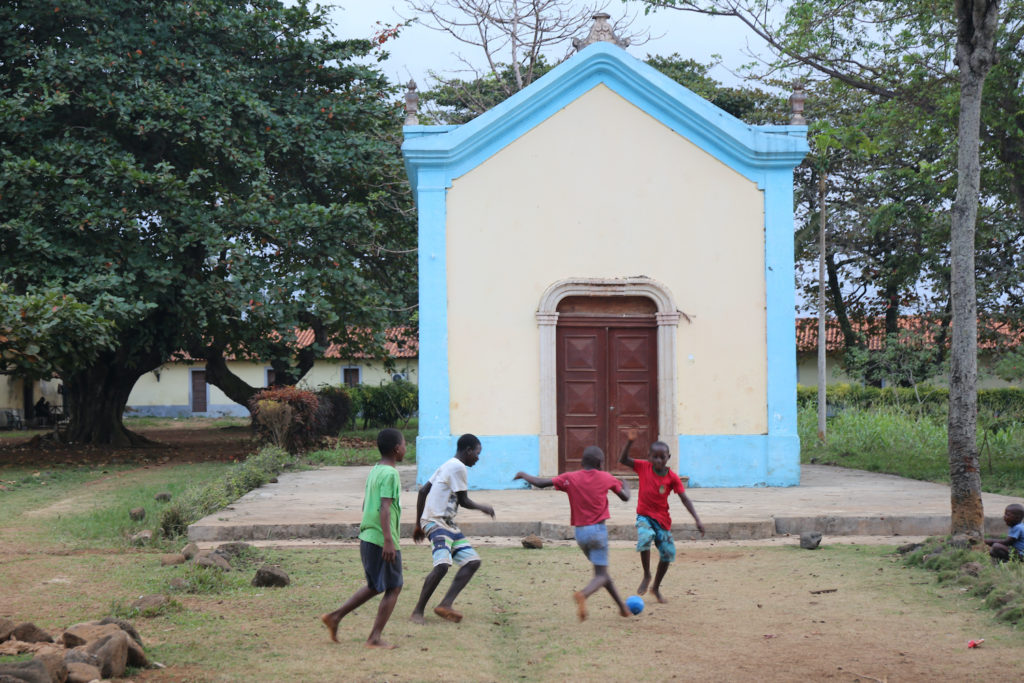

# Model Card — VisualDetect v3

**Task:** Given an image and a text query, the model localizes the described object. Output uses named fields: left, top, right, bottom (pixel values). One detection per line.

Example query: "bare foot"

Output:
left=573, top=591, right=588, bottom=622
left=365, top=640, right=399, bottom=649
left=619, top=604, right=631, bottom=617
left=410, top=612, right=427, bottom=625
left=433, top=605, right=463, bottom=623
left=320, top=613, right=339, bottom=643
left=637, top=575, right=651, bottom=595
left=651, top=587, right=668, bottom=604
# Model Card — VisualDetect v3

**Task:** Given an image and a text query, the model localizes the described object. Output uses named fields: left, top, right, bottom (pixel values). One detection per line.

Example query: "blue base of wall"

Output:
left=125, top=404, right=250, bottom=418
left=417, top=433, right=799, bottom=489
left=678, top=434, right=800, bottom=487
left=417, top=434, right=540, bottom=489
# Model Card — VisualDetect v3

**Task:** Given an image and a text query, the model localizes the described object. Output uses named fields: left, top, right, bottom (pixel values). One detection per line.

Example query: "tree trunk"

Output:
left=63, top=354, right=156, bottom=446
left=948, top=0, right=1000, bottom=537
left=200, top=346, right=259, bottom=409
left=817, top=171, right=828, bottom=443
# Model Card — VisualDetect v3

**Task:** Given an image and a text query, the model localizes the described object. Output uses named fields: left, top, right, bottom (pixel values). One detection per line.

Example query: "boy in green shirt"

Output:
left=321, top=428, right=406, bottom=648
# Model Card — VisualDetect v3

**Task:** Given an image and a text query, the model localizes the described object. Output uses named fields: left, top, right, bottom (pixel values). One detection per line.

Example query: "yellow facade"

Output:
left=446, top=85, right=767, bottom=436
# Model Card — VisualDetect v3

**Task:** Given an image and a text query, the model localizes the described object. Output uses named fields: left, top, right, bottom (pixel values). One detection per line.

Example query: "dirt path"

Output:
left=0, top=424, right=257, bottom=467
left=2, top=428, right=1023, bottom=681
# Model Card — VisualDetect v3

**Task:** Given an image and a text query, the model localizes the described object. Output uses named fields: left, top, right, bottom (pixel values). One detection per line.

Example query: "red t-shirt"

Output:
left=551, top=469, right=623, bottom=527
left=632, top=459, right=685, bottom=530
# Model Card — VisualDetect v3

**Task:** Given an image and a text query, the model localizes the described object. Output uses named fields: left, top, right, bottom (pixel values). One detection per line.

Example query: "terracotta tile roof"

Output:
left=171, top=326, right=417, bottom=363
left=795, top=317, right=1022, bottom=353
left=293, top=326, right=417, bottom=359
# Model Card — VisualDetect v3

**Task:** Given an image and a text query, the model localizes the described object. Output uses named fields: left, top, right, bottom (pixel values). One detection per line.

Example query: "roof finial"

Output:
left=788, top=81, right=806, bottom=125
left=572, top=12, right=629, bottom=52
left=404, top=79, right=419, bottom=126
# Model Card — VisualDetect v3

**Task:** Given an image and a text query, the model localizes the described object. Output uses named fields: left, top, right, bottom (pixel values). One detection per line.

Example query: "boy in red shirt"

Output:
left=514, top=446, right=631, bottom=621
left=619, top=428, right=704, bottom=603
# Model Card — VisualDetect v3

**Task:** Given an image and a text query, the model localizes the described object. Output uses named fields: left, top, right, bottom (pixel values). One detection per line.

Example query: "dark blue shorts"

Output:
left=360, top=539, right=403, bottom=592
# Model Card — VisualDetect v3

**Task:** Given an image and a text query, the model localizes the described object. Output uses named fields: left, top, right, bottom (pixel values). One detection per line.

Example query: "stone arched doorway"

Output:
left=536, top=278, right=683, bottom=475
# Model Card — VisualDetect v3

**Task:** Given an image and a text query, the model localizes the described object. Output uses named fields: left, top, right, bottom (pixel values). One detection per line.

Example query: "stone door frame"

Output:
left=536, top=277, right=683, bottom=475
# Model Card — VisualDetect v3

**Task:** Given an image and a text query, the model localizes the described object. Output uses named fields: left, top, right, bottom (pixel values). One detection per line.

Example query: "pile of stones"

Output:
left=0, top=617, right=153, bottom=683
left=158, top=541, right=291, bottom=588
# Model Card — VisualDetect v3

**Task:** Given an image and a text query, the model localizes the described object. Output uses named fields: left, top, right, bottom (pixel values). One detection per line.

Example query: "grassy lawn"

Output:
left=798, top=405, right=1024, bottom=497
left=304, top=420, right=418, bottom=466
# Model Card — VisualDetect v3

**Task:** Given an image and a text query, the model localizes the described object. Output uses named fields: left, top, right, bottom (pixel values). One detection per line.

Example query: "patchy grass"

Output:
left=122, top=416, right=251, bottom=430
left=304, top=424, right=417, bottom=466
left=799, top=405, right=1024, bottom=497
left=0, top=428, right=49, bottom=440
left=157, top=447, right=294, bottom=538
left=903, top=537, right=1024, bottom=626
left=0, top=462, right=230, bottom=549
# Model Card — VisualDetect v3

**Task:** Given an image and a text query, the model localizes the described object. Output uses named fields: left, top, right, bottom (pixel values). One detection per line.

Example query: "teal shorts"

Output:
left=636, top=515, right=676, bottom=563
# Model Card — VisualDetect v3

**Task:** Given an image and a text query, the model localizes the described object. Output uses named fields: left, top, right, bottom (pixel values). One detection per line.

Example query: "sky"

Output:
left=325, top=1, right=774, bottom=89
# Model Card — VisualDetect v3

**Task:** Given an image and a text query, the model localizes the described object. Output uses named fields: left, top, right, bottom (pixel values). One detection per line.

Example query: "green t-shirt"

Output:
left=358, top=463, right=402, bottom=547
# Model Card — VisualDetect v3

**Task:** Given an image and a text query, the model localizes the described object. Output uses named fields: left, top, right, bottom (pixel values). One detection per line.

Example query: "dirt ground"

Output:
left=2, top=428, right=1024, bottom=682
left=0, top=421, right=257, bottom=467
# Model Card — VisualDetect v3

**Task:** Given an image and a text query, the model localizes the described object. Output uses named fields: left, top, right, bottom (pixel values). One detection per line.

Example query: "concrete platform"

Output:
left=187, top=464, right=1022, bottom=543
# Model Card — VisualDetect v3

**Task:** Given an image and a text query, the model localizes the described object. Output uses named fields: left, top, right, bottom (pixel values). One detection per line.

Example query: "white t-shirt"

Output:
left=421, top=457, right=468, bottom=531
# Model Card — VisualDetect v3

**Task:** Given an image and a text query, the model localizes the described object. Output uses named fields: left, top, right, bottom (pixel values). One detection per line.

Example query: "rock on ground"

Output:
left=800, top=532, right=822, bottom=550
left=251, top=564, right=290, bottom=588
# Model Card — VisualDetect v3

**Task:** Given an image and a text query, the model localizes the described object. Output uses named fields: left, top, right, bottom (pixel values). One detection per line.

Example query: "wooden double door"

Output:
left=556, top=316, right=658, bottom=474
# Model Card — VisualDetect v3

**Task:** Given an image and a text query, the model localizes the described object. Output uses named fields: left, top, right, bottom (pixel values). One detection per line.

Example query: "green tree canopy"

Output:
left=0, top=0, right=415, bottom=445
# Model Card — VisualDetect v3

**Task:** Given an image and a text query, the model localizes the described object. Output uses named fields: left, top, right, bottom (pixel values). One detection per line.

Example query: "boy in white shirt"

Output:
left=410, top=434, right=496, bottom=624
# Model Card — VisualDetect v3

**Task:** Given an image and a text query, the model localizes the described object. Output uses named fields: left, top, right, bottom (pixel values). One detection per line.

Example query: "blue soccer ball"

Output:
left=626, top=595, right=644, bottom=615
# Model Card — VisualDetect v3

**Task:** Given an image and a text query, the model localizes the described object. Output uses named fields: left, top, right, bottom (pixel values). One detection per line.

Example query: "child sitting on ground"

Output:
left=985, top=503, right=1024, bottom=563
left=619, top=429, right=704, bottom=603
left=514, top=446, right=632, bottom=621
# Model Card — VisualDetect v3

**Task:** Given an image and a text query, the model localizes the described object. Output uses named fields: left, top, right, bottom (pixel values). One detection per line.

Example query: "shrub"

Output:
left=358, top=379, right=417, bottom=428
left=314, top=384, right=354, bottom=437
left=249, top=386, right=319, bottom=452
left=157, top=446, right=292, bottom=538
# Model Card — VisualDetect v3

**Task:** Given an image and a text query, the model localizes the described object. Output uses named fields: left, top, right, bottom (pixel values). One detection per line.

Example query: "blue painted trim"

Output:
left=677, top=434, right=800, bottom=487
left=763, top=171, right=802, bottom=486
left=416, top=170, right=451, bottom=446
left=403, top=41, right=806, bottom=488
left=416, top=434, right=540, bottom=490
left=402, top=42, right=808, bottom=187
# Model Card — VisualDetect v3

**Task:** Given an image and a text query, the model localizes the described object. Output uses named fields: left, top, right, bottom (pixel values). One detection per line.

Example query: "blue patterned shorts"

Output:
left=635, top=515, right=676, bottom=563
left=424, top=521, right=481, bottom=567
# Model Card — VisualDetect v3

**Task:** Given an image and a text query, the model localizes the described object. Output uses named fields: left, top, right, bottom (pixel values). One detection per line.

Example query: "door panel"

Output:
left=557, top=321, right=656, bottom=473
left=609, top=329, right=656, bottom=471
left=557, top=328, right=606, bottom=472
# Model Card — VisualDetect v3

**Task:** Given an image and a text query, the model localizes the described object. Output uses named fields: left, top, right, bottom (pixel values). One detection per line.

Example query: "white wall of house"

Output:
left=125, top=359, right=418, bottom=417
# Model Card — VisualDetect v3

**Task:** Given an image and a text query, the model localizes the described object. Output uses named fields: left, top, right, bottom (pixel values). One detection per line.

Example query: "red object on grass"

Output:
left=967, top=639, right=984, bottom=648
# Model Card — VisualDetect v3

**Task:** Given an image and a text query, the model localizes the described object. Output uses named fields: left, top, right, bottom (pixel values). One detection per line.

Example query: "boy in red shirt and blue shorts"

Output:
left=619, top=428, right=704, bottom=604
left=515, top=446, right=632, bottom=621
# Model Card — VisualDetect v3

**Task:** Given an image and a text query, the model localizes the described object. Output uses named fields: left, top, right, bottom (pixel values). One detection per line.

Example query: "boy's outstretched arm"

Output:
left=514, top=471, right=554, bottom=488
left=413, top=482, right=432, bottom=543
left=984, top=534, right=1014, bottom=547
left=456, top=489, right=495, bottom=518
left=614, top=478, right=630, bottom=502
left=678, top=490, right=705, bottom=537
left=619, top=428, right=638, bottom=469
